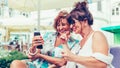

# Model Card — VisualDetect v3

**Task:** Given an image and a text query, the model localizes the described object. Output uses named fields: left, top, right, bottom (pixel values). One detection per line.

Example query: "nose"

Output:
left=70, top=24, right=73, bottom=28
left=72, top=25, right=76, bottom=30
left=59, top=25, right=63, bottom=30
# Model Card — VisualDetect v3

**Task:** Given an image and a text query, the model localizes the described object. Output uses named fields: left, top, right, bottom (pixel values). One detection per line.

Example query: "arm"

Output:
left=28, top=34, right=67, bottom=67
left=37, top=53, right=67, bottom=66
left=62, top=31, right=109, bottom=68
left=28, top=52, right=67, bottom=66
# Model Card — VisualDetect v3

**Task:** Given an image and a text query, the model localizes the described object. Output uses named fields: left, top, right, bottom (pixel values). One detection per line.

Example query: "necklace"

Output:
left=80, top=30, right=93, bottom=48
left=84, top=30, right=93, bottom=39
left=72, top=30, right=94, bottom=56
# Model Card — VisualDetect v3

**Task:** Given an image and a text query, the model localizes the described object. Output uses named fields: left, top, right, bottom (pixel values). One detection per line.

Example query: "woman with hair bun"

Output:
left=61, top=1, right=114, bottom=68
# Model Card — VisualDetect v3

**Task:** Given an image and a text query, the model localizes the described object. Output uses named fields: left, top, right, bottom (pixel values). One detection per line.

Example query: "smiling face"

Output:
left=56, top=18, right=70, bottom=35
left=70, top=19, right=82, bottom=34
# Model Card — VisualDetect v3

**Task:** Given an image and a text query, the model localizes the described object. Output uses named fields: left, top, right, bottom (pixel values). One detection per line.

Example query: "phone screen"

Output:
left=34, top=32, right=41, bottom=36
left=34, top=32, right=43, bottom=49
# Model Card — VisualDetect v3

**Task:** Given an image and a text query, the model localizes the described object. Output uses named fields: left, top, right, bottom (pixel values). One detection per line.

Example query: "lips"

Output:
left=73, top=28, right=76, bottom=32
left=60, top=30, right=66, bottom=33
left=59, top=29, right=68, bottom=33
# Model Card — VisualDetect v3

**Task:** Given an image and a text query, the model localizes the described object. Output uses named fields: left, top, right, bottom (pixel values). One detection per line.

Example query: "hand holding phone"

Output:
left=34, top=31, right=43, bottom=49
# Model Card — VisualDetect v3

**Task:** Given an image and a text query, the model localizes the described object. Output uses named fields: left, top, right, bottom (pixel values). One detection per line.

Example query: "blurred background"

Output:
left=0, top=0, right=120, bottom=52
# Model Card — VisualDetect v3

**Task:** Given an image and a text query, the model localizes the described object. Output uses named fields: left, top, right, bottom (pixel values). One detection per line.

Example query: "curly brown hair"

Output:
left=53, top=10, right=69, bottom=31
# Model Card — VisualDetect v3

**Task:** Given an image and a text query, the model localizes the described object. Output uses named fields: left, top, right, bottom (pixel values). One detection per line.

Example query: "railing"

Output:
left=2, top=45, right=28, bottom=54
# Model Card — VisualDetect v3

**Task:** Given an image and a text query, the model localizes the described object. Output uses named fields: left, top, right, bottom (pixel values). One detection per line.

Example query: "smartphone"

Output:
left=34, top=31, right=43, bottom=49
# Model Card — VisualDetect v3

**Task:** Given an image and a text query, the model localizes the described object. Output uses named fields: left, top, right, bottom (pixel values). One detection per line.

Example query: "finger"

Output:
left=62, top=44, right=69, bottom=50
left=32, top=40, right=44, bottom=47
left=32, top=41, right=43, bottom=44
left=33, top=36, right=44, bottom=45
left=37, top=49, right=41, bottom=53
left=33, top=38, right=44, bottom=42
left=61, top=49, right=65, bottom=54
left=49, top=64, right=56, bottom=68
left=34, top=35, right=42, bottom=39
left=32, top=43, right=43, bottom=47
left=61, top=50, right=67, bottom=57
left=61, top=32, right=70, bottom=41
left=67, top=34, right=71, bottom=39
left=63, top=57, right=68, bottom=60
left=61, top=52, right=68, bottom=60
left=33, top=36, right=44, bottom=41
left=60, top=34, right=68, bottom=43
left=34, top=40, right=44, bottom=45
left=27, top=54, right=33, bottom=59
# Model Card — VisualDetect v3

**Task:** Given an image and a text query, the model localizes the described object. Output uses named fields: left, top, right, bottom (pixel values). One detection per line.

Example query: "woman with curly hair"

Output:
left=10, top=10, right=79, bottom=68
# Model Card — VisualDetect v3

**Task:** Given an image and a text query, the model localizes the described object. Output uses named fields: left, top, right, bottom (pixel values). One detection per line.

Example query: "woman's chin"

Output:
left=74, top=32, right=78, bottom=34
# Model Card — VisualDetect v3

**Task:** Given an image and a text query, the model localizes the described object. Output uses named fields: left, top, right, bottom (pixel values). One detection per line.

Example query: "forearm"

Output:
left=71, top=55, right=107, bottom=68
left=38, top=54, right=66, bottom=66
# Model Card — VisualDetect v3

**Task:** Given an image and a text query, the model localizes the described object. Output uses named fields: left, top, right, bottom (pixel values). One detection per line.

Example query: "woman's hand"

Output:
left=32, top=36, right=44, bottom=48
left=30, top=36, right=44, bottom=52
left=27, top=49, right=41, bottom=61
left=60, top=31, right=70, bottom=44
left=27, top=36, right=44, bottom=61
left=61, top=44, right=75, bottom=61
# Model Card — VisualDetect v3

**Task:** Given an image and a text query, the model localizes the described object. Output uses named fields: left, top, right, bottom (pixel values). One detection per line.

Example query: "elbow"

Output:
left=97, top=63, right=107, bottom=68
left=86, top=59, right=107, bottom=68
left=94, top=59, right=107, bottom=68
left=90, top=62, right=107, bottom=68
left=95, top=62, right=107, bottom=68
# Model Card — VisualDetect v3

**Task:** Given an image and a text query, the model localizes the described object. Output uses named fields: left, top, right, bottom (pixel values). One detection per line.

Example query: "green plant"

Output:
left=0, top=50, right=28, bottom=68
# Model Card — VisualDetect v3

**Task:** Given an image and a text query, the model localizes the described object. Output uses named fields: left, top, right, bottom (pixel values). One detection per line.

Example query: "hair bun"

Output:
left=75, top=1, right=88, bottom=10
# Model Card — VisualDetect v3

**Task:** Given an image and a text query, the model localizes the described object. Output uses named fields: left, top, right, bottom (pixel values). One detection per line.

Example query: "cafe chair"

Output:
left=110, top=46, right=120, bottom=68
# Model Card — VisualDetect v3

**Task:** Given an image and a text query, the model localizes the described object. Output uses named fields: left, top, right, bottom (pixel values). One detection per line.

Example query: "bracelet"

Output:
left=28, top=47, right=38, bottom=56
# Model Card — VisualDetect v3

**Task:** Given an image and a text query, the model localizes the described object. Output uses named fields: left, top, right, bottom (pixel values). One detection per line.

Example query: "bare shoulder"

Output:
left=92, top=31, right=108, bottom=45
left=93, top=31, right=106, bottom=39
left=92, top=31, right=109, bottom=54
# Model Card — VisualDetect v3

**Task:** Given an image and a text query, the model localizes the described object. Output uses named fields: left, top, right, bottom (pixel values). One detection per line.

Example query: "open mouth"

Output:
left=59, top=30, right=69, bottom=33
left=73, top=28, right=76, bottom=32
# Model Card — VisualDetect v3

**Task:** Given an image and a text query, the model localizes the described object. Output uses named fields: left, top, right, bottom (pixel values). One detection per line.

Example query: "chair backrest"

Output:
left=110, top=46, right=120, bottom=68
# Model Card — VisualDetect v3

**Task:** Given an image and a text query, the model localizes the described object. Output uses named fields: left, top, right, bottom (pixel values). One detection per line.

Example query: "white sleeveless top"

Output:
left=66, top=31, right=114, bottom=68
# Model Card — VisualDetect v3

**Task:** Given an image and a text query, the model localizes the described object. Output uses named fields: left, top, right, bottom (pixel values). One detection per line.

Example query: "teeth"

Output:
left=59, top=30, right=69, bottom=33
left=60, top=31, right=66, bottom=33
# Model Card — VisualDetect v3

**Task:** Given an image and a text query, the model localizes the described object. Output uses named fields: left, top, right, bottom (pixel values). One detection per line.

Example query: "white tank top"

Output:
left=66, top=31, right=114, bottom=68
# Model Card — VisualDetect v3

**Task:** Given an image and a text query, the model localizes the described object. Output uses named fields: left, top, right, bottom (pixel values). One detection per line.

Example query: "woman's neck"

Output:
left=81, top=27, right=93, bottom=39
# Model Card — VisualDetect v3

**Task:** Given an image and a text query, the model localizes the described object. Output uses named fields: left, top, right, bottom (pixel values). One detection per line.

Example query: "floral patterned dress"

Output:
left=27, top=32, right=79, bottom=68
